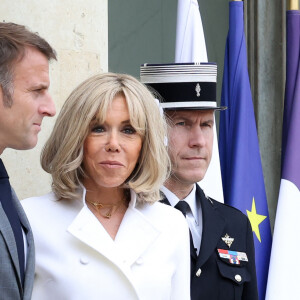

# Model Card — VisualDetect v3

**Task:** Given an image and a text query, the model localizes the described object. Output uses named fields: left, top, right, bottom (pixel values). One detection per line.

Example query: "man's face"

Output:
left=0, top=46, right=56, bottom=153
left=166, top=109, right=214, bottom=188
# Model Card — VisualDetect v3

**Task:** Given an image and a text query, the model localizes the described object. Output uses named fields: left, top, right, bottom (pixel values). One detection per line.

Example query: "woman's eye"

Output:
left=123, top=126, right=136, bottom=134
left=91, top=126, right=105, bottom=133
left=175, top=121, right=185, bottom=126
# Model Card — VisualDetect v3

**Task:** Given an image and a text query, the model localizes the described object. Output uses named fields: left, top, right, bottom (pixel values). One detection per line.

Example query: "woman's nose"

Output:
left=104, top=131, right=120, bottom=152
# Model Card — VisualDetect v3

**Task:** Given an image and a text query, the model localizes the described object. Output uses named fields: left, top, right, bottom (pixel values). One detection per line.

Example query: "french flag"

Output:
left=266, top=9, right=300, bottom=300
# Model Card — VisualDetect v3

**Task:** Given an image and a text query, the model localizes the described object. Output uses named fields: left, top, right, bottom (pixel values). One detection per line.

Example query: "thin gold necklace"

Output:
left=86, top=197, right=127, bottom=219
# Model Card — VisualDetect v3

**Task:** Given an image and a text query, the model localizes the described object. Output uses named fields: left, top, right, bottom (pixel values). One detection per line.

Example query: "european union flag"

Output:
left=219, top=2, right=272, bottom=299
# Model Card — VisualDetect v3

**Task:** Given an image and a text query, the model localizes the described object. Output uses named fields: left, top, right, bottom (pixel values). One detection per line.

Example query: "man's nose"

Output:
left=188, top=126, right=206, bottom=148
left=39, top=92, right=56, bottom=117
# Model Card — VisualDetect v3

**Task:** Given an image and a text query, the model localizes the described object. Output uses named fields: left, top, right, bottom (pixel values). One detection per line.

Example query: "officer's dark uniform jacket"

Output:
left=161, top=184, right=258, bottom=300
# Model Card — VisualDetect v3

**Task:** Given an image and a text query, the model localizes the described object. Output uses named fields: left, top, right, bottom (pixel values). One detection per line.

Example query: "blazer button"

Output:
left=80, top=257, right=89, bottom=265
left=196, top=268, right=202, bottom=277
left=235, top=274, right=242, bottom=282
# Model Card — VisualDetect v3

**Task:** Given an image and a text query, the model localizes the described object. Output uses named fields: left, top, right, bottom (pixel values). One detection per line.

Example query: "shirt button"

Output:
left=235, top=274, right=242, bottom=282
left=80, top=257, right=89, bottom=265
left=136, top=257, right=144, bottom=265
left=196, top=268, right=201, bottom=277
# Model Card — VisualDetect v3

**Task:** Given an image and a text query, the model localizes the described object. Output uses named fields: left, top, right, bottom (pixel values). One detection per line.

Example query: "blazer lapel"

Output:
left=68, top=191, right=161, bottom=276
left=114, top=201, right=161, bottom=266
left=67, top=206, right=120, bottom=264
left=196, top=185, right=225, bottom=268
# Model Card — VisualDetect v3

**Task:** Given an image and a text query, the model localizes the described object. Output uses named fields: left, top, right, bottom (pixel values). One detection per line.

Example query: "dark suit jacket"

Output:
left=162, top=184, right=258, bottom=300
left=0, top=188, right=35, bottom=300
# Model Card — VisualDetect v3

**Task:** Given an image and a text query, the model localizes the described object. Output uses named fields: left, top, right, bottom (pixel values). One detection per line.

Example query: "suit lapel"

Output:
left=0, top=202, right=21, bottom=284
left=161, top=187, right=225, bottom=268
left=11, top=189, right=35, bottom=298
left=196, top=185, right=225, bottom=268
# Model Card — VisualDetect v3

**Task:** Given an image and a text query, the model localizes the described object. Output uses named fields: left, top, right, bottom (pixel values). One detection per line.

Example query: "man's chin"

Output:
left=183, top=169, right=206, bottom=182
left=18, top=138, right=38, bottom=150
left=173, top=173, right=206, bottom=186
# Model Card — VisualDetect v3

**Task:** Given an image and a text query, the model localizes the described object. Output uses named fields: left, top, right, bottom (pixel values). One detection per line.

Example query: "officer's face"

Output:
left=165, top=109, right=214, bottom=189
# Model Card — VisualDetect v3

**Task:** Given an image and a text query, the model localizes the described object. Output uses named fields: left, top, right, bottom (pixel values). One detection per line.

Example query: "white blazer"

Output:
left=22, top=188, right=190, bottom=300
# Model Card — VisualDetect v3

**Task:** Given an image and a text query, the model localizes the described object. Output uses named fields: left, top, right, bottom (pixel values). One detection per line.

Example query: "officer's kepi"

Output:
left=140, top=62, right=226, bottom=111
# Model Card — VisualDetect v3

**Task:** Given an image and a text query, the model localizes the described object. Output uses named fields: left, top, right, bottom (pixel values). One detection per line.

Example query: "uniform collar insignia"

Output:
left=222, top=233, right=234, bottom=248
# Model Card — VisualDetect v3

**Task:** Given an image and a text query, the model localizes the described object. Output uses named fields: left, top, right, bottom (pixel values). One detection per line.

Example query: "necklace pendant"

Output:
left=86, top=195, right=128, bottom=220
left=105, top=212, right=112, bottom=219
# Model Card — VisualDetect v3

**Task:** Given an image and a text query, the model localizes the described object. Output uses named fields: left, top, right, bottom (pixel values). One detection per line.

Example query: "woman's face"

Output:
left=83, top=95, right=142, bottom=190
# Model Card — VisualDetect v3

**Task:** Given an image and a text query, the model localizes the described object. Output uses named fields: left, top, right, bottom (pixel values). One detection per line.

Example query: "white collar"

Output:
left=161, top=184, right=198, bottom=221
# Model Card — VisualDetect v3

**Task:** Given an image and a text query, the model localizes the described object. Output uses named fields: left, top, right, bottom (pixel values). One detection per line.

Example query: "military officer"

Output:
left=141, top=62, right=258, bottom=300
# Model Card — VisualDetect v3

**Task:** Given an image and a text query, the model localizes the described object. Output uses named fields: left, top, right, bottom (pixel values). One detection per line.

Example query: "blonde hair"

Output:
left=41, top=72, right=170, bottom=203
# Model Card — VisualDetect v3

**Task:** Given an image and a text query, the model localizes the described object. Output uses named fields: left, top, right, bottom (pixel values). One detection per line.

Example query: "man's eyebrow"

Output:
left=202, top=119, right=214, bottom=125
left=31, top=83, right=49, bottom=90
left=172, top=114, right=189, bottom=121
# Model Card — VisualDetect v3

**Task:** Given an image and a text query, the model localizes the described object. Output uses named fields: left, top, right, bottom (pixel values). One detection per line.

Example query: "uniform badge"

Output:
left=222, top=233, right=234, bottom=248
left=218, top=249, right=248, bottom=265
left=195, top=83, right=201, bottom=97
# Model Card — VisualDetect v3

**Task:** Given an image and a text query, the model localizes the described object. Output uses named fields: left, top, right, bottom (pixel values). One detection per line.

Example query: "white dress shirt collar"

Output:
left=160, top=184, right=198, bottom=223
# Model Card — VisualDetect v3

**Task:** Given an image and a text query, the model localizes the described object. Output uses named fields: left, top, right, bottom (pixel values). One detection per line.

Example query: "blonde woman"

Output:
left=22, top=73, right=190, bottom=300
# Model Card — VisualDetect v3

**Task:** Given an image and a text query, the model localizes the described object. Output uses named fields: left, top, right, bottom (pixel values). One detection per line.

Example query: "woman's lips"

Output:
left=100, top=161, right=124, bottom=168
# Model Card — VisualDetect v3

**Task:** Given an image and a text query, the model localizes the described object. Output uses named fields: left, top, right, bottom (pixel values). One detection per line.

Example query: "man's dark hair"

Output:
left=0, top=22, right=57, bottom=106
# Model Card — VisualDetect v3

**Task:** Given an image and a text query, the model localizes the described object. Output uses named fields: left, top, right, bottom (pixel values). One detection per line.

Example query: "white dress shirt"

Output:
left=161, top=184, right=203, bottom=255
left=22, top=229, right=28, bottom=270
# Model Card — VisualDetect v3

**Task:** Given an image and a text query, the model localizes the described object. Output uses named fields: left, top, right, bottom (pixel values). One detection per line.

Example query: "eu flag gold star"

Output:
left=246, top=197, right=267, bottom=243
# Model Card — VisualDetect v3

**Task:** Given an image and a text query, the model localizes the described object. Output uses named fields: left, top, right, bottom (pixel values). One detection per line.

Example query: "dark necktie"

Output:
left=0, top=159, right=25, bottom=284
left=175, top=200, right=197, bottom=258
left=175, top=200, right=190, bottom=217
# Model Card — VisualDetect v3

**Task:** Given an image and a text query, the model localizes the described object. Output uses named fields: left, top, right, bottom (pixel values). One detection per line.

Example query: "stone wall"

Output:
left=0, top=0, right=108, bottom=199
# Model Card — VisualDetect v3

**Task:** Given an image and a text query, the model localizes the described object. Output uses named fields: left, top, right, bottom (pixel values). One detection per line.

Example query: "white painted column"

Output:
left=0, top=0, right=108, bottom=199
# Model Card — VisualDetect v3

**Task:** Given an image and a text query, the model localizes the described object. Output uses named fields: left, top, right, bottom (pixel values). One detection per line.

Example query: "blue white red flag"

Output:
left=266, top=9, right=300, bottom=300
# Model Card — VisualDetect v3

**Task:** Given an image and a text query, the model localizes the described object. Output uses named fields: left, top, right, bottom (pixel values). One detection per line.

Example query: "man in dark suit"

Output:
left=0, top=22, right=56, bottom=299
left=141, top=63, right=258, bottom=300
